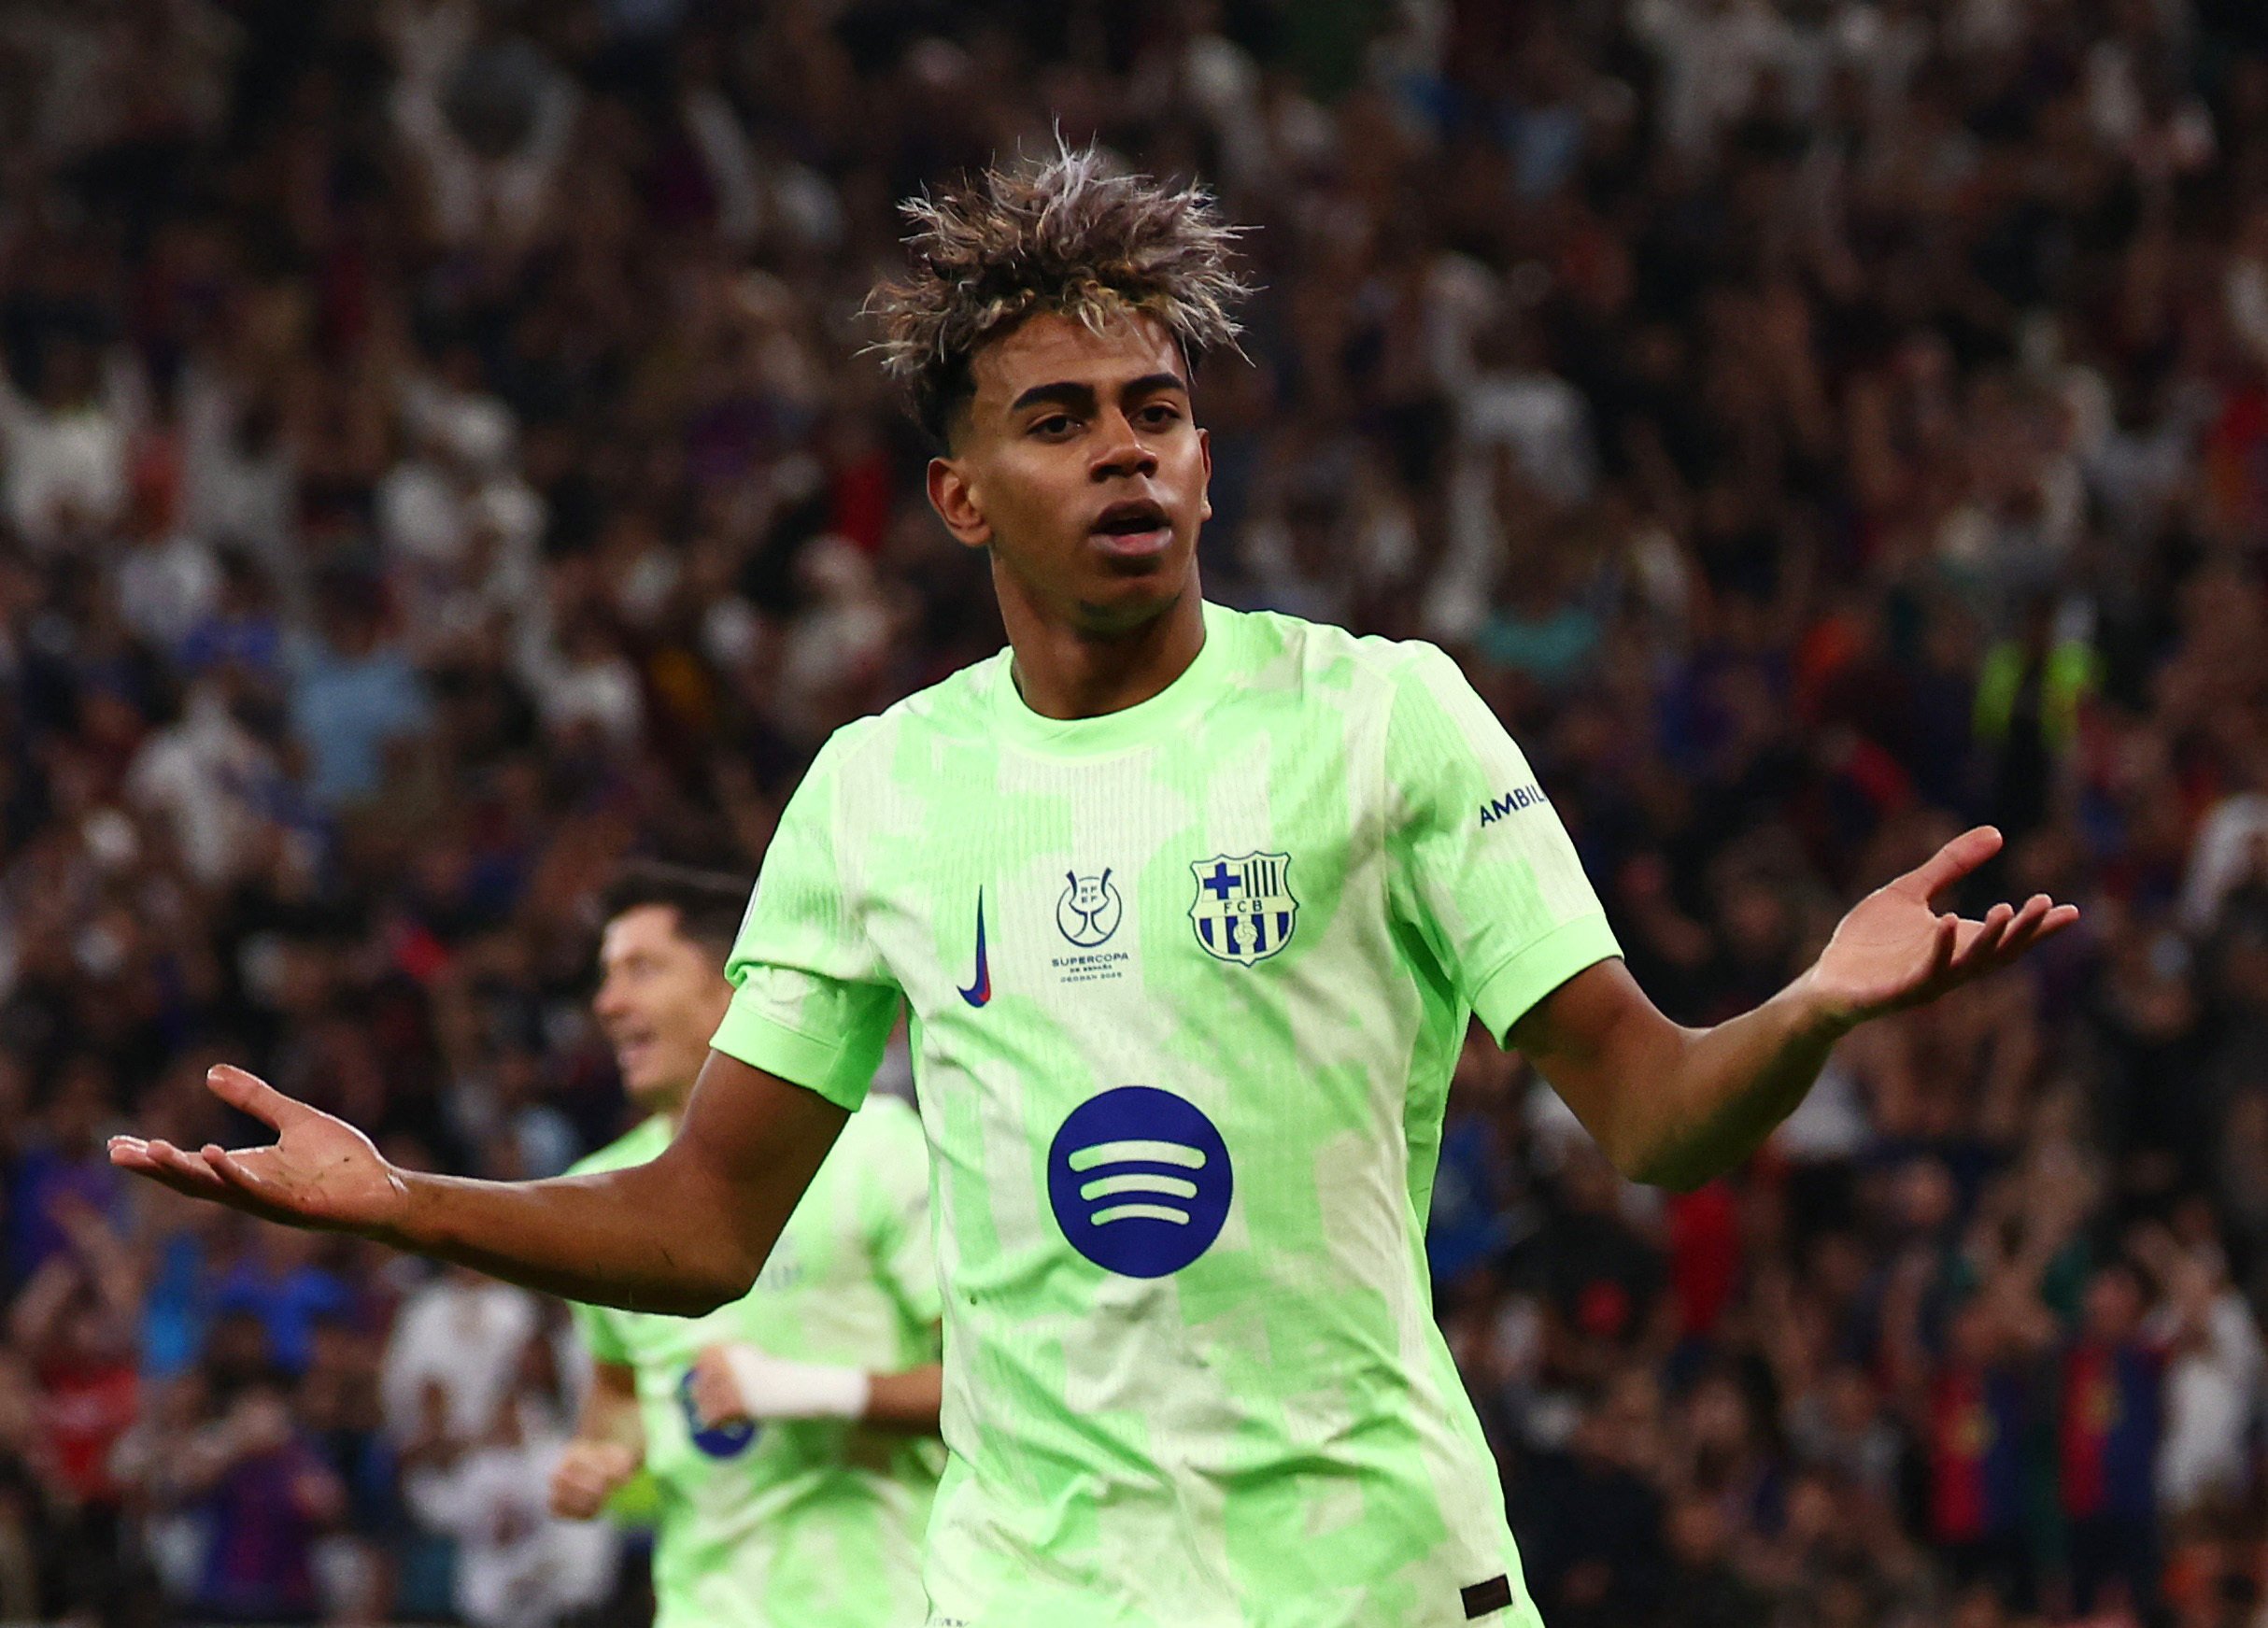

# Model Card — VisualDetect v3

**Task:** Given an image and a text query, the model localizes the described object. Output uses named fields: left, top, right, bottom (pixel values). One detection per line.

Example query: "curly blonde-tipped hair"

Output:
left=865, top=143, right=1250, bottom=444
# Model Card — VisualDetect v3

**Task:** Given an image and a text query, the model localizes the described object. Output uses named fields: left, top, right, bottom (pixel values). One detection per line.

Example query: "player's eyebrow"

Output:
left=1117, top=371, right=1190, bottom=401
left=1007, top=381, right=1095, bottom=417
left=1007, top=372, right=1189, bottom=418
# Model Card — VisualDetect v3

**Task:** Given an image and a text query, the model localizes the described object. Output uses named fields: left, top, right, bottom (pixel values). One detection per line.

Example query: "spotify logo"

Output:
left=1046, top=1086, right=1233, bottom=1278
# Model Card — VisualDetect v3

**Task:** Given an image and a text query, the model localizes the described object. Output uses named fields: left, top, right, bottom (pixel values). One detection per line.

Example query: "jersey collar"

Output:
left=988, top=600, right=1238, bottom=757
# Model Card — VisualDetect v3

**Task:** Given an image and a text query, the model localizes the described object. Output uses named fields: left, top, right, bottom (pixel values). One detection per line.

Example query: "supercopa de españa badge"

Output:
left=1189, top=852, right=1297, bottom=965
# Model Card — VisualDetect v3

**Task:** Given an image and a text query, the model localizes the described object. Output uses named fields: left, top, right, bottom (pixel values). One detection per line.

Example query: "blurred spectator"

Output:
left=412, top=1321, right=615, bottom=1628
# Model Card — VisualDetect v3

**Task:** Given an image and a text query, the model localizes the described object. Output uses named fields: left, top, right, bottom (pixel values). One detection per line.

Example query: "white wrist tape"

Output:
left=720, top=1346, right=871, bottom=1422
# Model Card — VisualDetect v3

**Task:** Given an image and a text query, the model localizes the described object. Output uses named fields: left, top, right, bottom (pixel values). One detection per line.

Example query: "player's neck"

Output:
left=995, top=571, right=1207, bottom=721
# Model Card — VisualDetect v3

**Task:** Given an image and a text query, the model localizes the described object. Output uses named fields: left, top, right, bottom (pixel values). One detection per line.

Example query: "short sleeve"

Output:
left=858, top=1098, right=943, bottom=1334
left=571, top=1297, right=631, bottom=1367
left=712, top=733, right=902, bottom=1111
left=1383, top=644, right=1622, bottom=1041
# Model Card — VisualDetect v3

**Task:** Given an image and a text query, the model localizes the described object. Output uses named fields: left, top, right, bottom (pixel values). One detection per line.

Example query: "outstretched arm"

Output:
left=1511, top=827, right=2077, bottom=1191
left=109, top=1049, right=846, bottom=1317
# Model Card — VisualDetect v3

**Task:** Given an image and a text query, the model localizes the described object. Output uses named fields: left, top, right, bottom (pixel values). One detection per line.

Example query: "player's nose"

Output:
left=1089, top=411, right=1156, bottom=480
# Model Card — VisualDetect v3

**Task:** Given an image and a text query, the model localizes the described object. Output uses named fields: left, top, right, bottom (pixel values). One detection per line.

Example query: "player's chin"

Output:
left=620, top=1068, right=674, bottom=1110
left=1072, top=545, right=1194, bottom=626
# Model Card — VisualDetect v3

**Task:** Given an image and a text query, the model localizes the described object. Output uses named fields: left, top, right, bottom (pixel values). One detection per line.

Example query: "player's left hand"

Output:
left=1799, top=826, right=2079, bottom=1029
left=687, top=1346, right=754, bottom=1431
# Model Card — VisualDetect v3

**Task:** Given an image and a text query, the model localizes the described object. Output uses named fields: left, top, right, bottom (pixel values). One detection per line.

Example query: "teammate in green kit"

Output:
left=113, top=147, right=2080, bottom=1628
left=547, top=865, right=942, bottom=1627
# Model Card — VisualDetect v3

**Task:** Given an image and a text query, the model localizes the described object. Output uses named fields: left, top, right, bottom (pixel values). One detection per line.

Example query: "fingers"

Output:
left=205, top=1065, right=311, bottom=1132
left=551, top=1444, right=635, bottom=1518
left=549, top=1470, right=602, bottom=1520
left=1901, top=826, right=2005, bottom=902
left=1992, top=899, right=2079, bottom=967
left=1986, top=895, right=2059, bottom=964
left=1942, top=895, right=2083, bottom=984
left=689, top=1349, right=747, bottom=1427
left=549, top=1460, right=609, bottom=1520
left=111, top=1137, right=254, bottom=1210
left=1927, top=912, right=1958, bottom=984
left=1949, top=900, right=2017, bottom=969
left=691, top=1370, right=743, bottom=1429
left=201, top=1145, right=274, bottom=1202
left=142, top=1139, right=232, bottom=1192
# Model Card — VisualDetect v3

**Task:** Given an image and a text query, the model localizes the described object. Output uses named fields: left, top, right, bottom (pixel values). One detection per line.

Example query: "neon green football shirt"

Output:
left=713, top=603, right=1620, bottom=1628
left=568, top=1095, right=943, bottom=1628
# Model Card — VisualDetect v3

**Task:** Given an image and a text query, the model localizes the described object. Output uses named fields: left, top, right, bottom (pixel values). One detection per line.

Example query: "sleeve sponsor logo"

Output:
left=1478, top=784, right=1549, bottom=827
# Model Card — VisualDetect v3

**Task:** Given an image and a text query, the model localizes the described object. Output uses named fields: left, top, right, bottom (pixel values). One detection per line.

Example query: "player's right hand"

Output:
left=108, top=1065, right=410, bottom=1238
left=548, top=1439, right=640, bottom=1520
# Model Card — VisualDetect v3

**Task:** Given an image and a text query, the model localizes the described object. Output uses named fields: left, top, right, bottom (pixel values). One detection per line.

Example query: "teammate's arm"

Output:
left=551, top=1361, right=644, bottom=1521
left=108, top=1048, right=846, bottom=1317
left=862, top=1364, right=944, bottom=1432
left=1510, top=827, right=2076, bottom=1191
left=688, top=1347, right=943, bottom=1436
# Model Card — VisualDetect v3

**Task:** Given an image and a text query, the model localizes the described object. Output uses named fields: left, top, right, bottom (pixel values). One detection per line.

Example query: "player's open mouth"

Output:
left=1089, top=500, right=1173, bottom=559
left=611, top=1031, right=653, bottom=1073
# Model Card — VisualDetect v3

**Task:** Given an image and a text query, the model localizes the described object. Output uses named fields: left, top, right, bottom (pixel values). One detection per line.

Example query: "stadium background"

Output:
left=2, top=0, right=2266, bottom=1623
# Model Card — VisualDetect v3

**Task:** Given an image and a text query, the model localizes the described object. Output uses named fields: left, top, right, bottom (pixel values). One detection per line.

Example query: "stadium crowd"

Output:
left=2, top=0, right=2267, bottom=1622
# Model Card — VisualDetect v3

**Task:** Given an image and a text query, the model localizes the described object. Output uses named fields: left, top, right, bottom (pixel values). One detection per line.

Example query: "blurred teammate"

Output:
left=114, top=149, right=2077, bottom=1627
left=548, top=864, right=942, bottom=1626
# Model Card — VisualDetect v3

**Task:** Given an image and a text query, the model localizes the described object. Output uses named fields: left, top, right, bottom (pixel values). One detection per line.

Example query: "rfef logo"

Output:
left=1056, top=869, right=1123, bottom=946
left=1046, top=1087, right=1232, bottom=1278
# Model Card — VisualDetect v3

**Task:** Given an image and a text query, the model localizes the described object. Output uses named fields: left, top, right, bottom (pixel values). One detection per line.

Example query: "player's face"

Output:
left=928, top=311, right=1212, bottom=633
left=592, top=906, right=732, bottom=1113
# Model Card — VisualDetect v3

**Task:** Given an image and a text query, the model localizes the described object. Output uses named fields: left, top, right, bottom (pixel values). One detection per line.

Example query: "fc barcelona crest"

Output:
left=1189, top=852, right=1298, bottom=965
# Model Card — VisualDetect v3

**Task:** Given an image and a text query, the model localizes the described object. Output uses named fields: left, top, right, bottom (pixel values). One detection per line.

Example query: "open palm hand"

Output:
left=1805, top=827, right=2080, bottom=1028
left=109, top=1066, right=409, bottom=1238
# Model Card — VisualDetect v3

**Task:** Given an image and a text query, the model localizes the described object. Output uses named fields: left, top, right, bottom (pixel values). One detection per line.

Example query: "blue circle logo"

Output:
left=676, top=1368, right=757, bottom=1459
left=1047, top=1087, right=1232, bottom=1279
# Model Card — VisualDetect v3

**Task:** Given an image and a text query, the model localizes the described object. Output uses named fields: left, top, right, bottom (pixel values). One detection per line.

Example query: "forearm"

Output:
left=115, top=1054, right=847, bottom=1320
left=1518, top=961, right=1851, bottom=1194
left=706, top=1350, right=943, bottom=1436
left=573, top=1366, right=645, bottom=1451
left=381, top=1054, right=844, bottom=1315
left=387, top=1154, right=761, bottom=1316
left=1609, top=978, right=1849, bottom=1190
left=860, top=1364, right=943, bottom=1436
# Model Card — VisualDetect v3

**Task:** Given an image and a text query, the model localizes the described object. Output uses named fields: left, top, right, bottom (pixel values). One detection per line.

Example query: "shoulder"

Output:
left=808, top=649, right=1011, bottom=781
left=1216, top=606, right=1457, bottom=707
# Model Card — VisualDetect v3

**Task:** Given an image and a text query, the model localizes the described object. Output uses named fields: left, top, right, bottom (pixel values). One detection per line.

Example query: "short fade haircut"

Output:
left=865, top=142, right=1250, bottom=446
left=602, top=860, right=749, bottom=960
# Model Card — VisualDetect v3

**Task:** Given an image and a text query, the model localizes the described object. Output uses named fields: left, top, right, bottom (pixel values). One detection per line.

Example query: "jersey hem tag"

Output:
left=1461, top=1575, right=1514, bottom=1619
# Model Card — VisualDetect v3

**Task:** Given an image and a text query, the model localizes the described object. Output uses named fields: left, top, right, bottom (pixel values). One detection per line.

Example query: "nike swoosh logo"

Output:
left=957, top=889, right=992, bottom=1008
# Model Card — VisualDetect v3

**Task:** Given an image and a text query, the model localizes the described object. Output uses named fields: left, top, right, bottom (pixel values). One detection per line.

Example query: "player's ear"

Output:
left=1198, top=426, right=1212, bottom=525
left=927, top=457, right=992, bottom=550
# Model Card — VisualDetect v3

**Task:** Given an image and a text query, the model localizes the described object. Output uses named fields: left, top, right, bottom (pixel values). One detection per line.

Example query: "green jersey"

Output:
left=568, top=1095, right=943, bottom=1628
left=714, top=603, right=1620, bottom=1628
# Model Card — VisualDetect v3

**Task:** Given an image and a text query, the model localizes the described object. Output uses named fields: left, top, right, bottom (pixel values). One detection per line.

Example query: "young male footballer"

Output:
left=114, top=148, right=2077, bottom=1627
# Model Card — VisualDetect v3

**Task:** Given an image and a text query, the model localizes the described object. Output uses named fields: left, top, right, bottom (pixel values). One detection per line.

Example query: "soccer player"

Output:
left=112, top=148, right=2079, bottom=1627
left=550, top=864, right=943, bottom=1627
